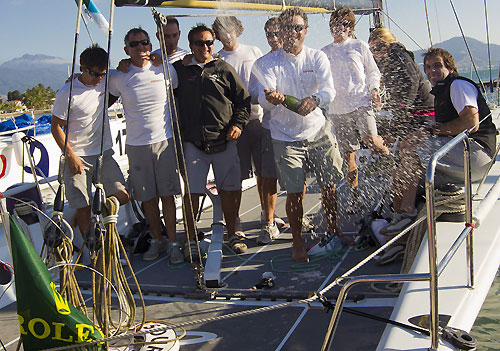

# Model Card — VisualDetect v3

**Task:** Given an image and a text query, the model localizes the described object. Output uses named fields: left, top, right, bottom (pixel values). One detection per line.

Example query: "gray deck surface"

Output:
left=0, top=169, right=404, bottom=350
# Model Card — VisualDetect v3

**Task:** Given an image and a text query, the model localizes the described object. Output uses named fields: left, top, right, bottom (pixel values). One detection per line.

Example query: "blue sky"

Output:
left=2, top=0, right=500, bottom=67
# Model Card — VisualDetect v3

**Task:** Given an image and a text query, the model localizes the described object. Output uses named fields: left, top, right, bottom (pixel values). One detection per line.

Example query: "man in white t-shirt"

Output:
left=257, top=9, right=345, bottom=262
left=51, top=45, right=129, bottom=238
left=152, top=16, right=189, bottom=64
left=109, top=28, right=183, bottom=264
left=212, top=16, right=286, bottom=244
left=321, top=7, right=389, bottom=211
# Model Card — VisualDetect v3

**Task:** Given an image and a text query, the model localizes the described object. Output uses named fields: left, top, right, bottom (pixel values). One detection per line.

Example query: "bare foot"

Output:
left=292, top=246, right=309, bottom=263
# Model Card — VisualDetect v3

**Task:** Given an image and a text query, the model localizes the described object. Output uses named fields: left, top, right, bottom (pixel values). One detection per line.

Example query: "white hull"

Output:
left=376, top=108, right=500, bottom=350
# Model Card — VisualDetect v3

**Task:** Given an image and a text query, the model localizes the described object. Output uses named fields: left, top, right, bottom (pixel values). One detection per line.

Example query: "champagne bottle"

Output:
left=281, top=94, right=301, bottom=113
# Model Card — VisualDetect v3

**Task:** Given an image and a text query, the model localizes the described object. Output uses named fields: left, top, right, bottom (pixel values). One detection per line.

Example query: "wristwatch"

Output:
left=311, top=95, right=320, bottom=107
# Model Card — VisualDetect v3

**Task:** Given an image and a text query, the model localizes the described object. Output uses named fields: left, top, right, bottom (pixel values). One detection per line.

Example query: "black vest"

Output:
left=431, top=73, right=496, bottom=157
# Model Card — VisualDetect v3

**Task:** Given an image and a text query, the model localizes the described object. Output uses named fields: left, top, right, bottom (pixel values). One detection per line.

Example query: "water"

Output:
left=469, top=68, right=499, bottom=104
left=470, top=269, right=500, bottom=350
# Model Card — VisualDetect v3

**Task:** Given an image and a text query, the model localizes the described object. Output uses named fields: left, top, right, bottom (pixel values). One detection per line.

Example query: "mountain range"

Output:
left=413, top=36, right=500, bottom=73
left=0, top=54, right=72, bottom=96
left=1, top=36, right=499, bottom=95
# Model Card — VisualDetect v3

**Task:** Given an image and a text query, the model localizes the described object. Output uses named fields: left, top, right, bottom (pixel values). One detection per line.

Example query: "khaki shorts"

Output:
left=329, top=106, right=378, bottom=154
left=64, top=149, right=126, bottom=209
left=237, top=120, right=278, bottom=180
left=184, top=141, right=241, bottom=194
left=126, top=139, right=181, bottom=202
left=272, top=121, right=344, bottom=193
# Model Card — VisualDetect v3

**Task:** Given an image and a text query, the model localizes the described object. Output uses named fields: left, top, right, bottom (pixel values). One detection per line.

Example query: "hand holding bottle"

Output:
left=264, top=88, right=285, bottom=105
left=265, top=89, right=318, bottom=116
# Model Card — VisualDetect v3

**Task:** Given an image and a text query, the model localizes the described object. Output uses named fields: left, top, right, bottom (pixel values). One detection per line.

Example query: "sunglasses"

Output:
left=265, top=31, right=280, bottom=38
left=86, top=67, right=106, bottom=78
left=127, top=39, right=150, bottom=48
left=282, top=24, right=306, bottom=33
left=193, top=40, right=214, bottom=47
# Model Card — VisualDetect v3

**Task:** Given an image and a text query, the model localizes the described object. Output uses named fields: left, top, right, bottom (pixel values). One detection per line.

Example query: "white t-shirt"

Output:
left=321, top=38, right=380, bottom=114
left=219, top=44, right=264, bottom=121
left=450, top=79, right=479, bottom=113
left=52, top=76, right=112, bottom=156
left=249, top=51, right=274, bottom=129
left=152, top=47, right=190, bottom=63
left=256, top=47, right=336, bottom=142
left=109, top=62, right=178, bottom=146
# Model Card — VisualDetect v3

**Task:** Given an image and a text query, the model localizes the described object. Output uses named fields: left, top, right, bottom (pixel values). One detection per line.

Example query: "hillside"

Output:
left=0, top=54, right=71, bottom=95
left=1, top=37, right=499, bottom=95
left=413, top=36, right=500, bottom=72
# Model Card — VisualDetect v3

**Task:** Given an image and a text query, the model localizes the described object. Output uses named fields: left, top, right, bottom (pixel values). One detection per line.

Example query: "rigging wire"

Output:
left=483, top=0, right=493, bottom=93
left=448, top=0, right=489, bottom=101
left=378, top=8, right=425, bottom=51
left=81, top=13, right=95, bottom=45
left=51, top=0, right=86, bottom=228
left=423, top=0, right=433, bottom=47
left=432, top=0, right=442, bottom=44
left=152, top=9, right=205, bottom=280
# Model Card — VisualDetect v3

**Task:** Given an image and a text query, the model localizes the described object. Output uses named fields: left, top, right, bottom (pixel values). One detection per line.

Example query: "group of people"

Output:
left=52, top=7, right=496, bottom=265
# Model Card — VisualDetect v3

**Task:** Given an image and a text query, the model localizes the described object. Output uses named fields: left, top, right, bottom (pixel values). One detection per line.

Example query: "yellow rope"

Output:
left=93, top=196, right=146, bottom=335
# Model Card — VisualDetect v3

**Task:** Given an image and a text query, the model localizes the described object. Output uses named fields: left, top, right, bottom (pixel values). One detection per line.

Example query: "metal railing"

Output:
left=322, top=131, right=476, bottom=351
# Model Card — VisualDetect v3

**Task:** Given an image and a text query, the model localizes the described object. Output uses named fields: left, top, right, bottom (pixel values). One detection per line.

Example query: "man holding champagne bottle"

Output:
left=256, top=8, right=345, bottom=262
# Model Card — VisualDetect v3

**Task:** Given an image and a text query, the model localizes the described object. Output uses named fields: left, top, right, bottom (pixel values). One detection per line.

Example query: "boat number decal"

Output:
left=0, top=155, right=6, bottom=179
left=24, top=140, right=49, bottom=177
left=115, top=128, right=126, bottom=156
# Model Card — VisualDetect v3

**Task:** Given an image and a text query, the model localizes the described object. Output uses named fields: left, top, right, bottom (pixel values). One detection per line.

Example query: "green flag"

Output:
left=10, top=215, right=105, bottom=350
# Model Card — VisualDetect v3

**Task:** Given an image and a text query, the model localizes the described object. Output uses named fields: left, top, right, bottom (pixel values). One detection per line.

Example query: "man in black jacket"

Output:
left=173, top=24, right=251, bottom=257
left=382, top=47, right=496, bottom=235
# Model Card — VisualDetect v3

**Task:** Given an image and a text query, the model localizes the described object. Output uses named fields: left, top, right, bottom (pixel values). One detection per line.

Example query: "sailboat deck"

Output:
left=0, top=171, right=403, bottom=350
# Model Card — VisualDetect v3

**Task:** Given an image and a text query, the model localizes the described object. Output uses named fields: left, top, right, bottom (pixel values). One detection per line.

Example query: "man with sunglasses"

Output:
left=109, top=28, right=184, bottom=264
left=51, top=44, right=129, bottom=239
left=152, top=16, right=189, bottom=63
left=256, top=8, right=344, bottom=262
left=173, top=24, right=251, bottom=256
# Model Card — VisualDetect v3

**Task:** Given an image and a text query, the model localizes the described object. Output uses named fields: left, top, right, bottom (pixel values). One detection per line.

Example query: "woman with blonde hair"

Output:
left=368, top=28, right=434, bottom=139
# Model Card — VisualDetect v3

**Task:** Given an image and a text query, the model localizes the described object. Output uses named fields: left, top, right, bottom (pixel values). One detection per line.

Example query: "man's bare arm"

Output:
left=50, top=116, right=84, bottom=174
left=434, top=106, right=480, bottom=136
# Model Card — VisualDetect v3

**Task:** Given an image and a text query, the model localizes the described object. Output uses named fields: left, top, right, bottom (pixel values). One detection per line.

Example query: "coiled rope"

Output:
left=93, top=196, right=146, bottom=334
